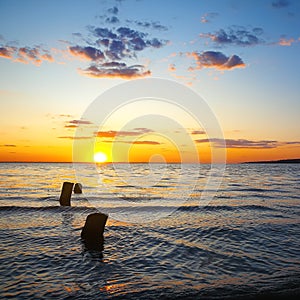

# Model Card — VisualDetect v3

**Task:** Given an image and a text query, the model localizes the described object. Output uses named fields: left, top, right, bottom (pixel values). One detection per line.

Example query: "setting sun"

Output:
left=94, top=152, right=107, bottom=163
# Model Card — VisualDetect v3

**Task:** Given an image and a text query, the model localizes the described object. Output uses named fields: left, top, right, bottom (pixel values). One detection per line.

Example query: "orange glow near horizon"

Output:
left=0, top=137, right=299, bottom=163
left=0, top=145, right=300, bottom=163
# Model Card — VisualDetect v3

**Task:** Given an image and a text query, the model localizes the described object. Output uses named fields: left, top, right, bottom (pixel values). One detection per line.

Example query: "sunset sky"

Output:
left=0, top=0, right=299, bottom=163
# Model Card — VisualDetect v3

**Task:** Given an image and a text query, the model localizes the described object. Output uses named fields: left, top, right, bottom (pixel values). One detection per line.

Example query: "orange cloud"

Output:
left=68, top=46, right=105, bottom=61
left=0, top=45, right=54, bottom=66
left=0, top=46, right=15, bottom=59
left=278, top=37, right=296, bottom=46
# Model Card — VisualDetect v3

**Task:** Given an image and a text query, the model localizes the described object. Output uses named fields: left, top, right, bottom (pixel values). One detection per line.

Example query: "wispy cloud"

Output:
left=107, top=6, right=119, bottom=15
left=0, top=45, right=54, bottom=65
left=188, top=51, right=245, bottom=70
left=0, top=46, right=15, bottom=59
left=191, top=130, right=205, bottom=135
left=79, top=63, right=151, bottom=79
left=58, top=136, right=92, bottom=140
left=195, top=138, right=300, bottom=149
left=272, top=0, right=290, bottom=8
left=0, top=144, right=17, bottom=147
left=200, top=26, right=264, bottom=47
left=200, top=12, right=218, bottom=23
left=277, top=37, right=297, bottom=46
left=127, top=20, right=168, bottom=31
left=64, top=119, right=93, bottom=129
left=97, top=128, right=153, bottom=138
left=132, top=140, right=161, bottom=145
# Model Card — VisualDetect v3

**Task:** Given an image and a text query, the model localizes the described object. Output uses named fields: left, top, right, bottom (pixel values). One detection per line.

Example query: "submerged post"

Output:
left=59, top=182, right=74, bottom=206
left=81, top=213, right=108, bottom=250
left=74, top=183, right=82, bottom=194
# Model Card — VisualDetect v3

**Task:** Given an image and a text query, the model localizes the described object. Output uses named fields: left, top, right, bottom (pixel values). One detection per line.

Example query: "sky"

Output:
left=0, top=0, right=299, bottom=163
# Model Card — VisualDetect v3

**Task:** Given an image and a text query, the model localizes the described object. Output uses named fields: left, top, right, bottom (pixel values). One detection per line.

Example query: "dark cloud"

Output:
left=71, top=25, right=167, bottom=78
left=64, top=120, right=93, bottom=128
left=191, top=130, right=205, bottom=135
left=79, top=63, right=150, bottom=79
left=201, top=26, right=265, bottom=47
left=69, top=119, right=92, bottom=125
left=195, top=138, right=300, bottom=149
left=0, top=144, right=17, bottom=147
left=69, top=46, right=105, bottom=61
left=90, top=26, right=167, bottom=57
left=132, top=141, right=161, bottom=145
left=107, top=6, right=119, bottom=15
left=105, top=16, right=119, bottom=24
left=93, top=27, right=118, bottom=39
left=131, top=20, right=168, bottom=31
left=188, top=51, right=245, bottom=70
left=272, top=0, right=290, bottom=8
left=97, top=128, right=153, bottom=138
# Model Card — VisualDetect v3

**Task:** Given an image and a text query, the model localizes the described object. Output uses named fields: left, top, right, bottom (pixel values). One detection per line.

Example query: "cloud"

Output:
left=132, top=141, right=161, bottom=145
left=70, top=25, right=167, bottom=79
left=277, top=37, right=296, bottom=46
left=64, top=119, right=93, bottom=128
left=89, top=26, right=167, bottom=58
left=191, top=130, right=205, bottom=135
left=272, top=0, right=290, bottom=8
left=107, top=6, right=119, bottom=15
left=79, top=63, right=151, bottom=79
left=0, top=46, right=15, bottom=59
left=201, top=26, right=264, bottom=47
left=69, top=46, right=105, bottom=61
left=168, top=63, right=176, bottom=71
left=0, top=144, right=17, bottom=147
left=188, top=51, right=245, bottom=70
left=58, top=136, right=92, bottom=140
left=68, top=119, right=93, bottom=125
left=0, top=14, right=168, bottom=79
left=105, top=16, right=119, bottom=24
left=17, top=47, right=54, bottom=65
left=129, top=20, right=168, bottom=31
left=0, top=45, right=54, bottom=65
left=200, top=12, right=218, bottom=23
left=195, top=138, right=300, bottom=149
left=97, top=128, right=153, bottom=138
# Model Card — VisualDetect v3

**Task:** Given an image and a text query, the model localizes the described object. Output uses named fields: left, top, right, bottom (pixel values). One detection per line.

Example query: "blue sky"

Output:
left=0, top=0, right=299, bottom=162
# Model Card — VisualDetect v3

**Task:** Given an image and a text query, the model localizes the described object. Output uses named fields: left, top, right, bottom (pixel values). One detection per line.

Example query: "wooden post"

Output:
left=81, top=213, right=108, bottom=250
left=74, top=183, right=82, bottom=194
left=59, top=182, right=74, bottom=206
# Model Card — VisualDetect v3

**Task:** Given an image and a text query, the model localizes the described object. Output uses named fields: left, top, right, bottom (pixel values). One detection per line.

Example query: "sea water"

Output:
left=0, top=162, right=299, bottom=299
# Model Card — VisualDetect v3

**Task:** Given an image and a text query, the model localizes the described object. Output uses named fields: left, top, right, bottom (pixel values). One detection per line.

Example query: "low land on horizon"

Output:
left=243, top=158, right=300, bottom=164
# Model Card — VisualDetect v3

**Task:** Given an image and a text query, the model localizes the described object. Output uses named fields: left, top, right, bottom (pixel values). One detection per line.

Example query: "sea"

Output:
left=0, top=162, right=299, bottom=299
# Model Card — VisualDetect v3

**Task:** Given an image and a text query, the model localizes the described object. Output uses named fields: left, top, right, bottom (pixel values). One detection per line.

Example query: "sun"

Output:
left=94, top=152, right=108, bottom=163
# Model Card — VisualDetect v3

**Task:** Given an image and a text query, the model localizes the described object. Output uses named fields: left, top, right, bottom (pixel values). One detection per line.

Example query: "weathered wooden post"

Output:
left=74, top=183, right=82, bottom=194
left=59, top=182, right=74, bottom=206
left=81, top=212, right=108, bottom=250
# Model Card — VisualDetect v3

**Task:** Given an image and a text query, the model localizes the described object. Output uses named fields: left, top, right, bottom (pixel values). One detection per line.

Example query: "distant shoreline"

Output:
left=243, top=158, right=300, bottom=164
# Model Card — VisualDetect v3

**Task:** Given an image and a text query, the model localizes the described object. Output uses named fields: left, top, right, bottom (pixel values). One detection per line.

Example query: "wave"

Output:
left=0, top=204, right=279, bottom=214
